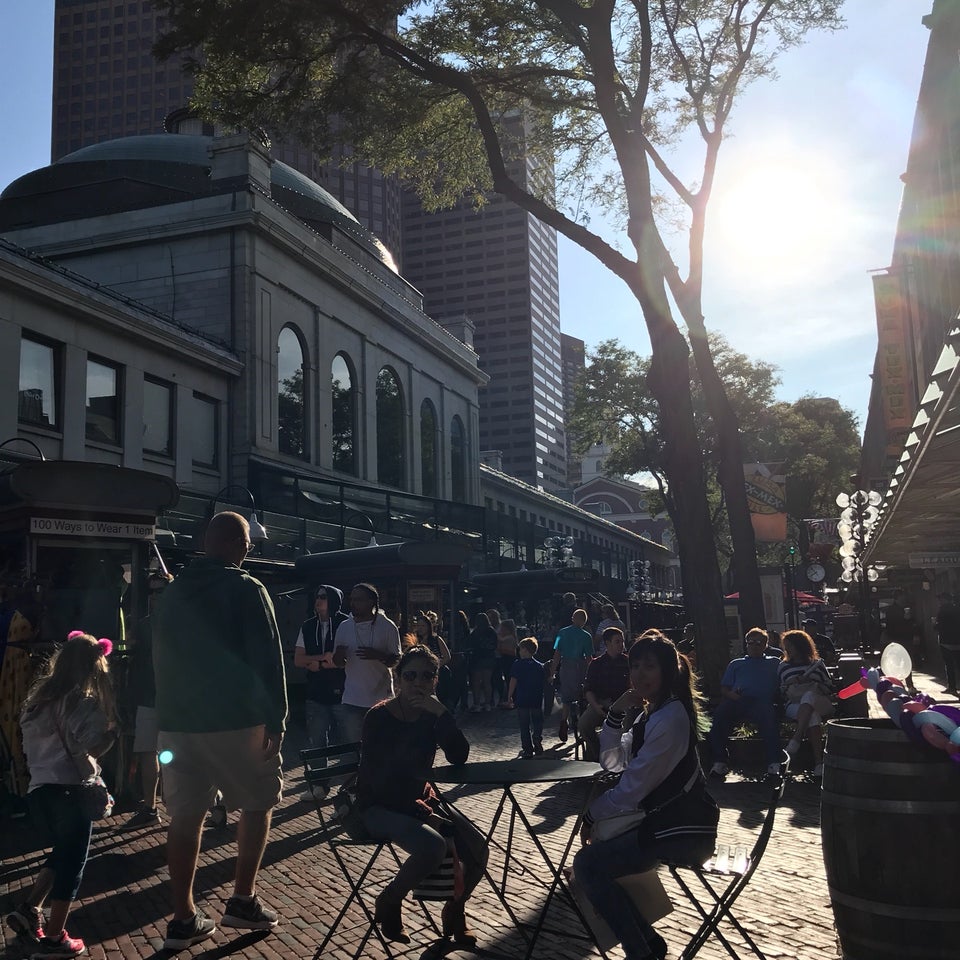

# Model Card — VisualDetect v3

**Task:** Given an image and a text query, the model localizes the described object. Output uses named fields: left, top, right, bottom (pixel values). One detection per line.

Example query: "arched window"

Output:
left=451, top=415, right=466, bottom=502
left=420, top=400, right=438, bottom=498
left=278, top=327, right=307, bottom=459
left=376, top=367, right=405, bottom=488
left=331, top=353, right=356, bottom=474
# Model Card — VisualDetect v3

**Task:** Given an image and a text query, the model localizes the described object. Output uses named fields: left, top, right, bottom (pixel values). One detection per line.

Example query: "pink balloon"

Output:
left=922, top=725, right=951, bottom=751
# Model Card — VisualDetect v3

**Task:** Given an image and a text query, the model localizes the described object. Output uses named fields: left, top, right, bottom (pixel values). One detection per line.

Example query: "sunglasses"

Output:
left=401, top=669, right=438, bottom=682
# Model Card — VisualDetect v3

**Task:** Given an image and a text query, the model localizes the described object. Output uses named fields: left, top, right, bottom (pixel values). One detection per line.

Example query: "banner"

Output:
left=805, top=517, right=838, bottom=562
left=872, top=272, right=912, bottom=436
left=744, top=463, right=787, bottom=542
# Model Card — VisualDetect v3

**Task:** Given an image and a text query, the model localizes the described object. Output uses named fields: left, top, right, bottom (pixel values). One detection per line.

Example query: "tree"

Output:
left=156, top=0, right=843, bottom=690
left=569, top=333, right=781, bottom=565
left=756, top=396, right=861, bottom=540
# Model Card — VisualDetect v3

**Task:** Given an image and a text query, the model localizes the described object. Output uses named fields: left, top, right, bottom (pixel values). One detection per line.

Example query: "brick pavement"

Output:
left=2, top=670, right=954, bottom=960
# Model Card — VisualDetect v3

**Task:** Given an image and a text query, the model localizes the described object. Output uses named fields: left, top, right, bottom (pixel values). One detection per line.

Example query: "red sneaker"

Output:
left=30, top=930, right=85, bottom=958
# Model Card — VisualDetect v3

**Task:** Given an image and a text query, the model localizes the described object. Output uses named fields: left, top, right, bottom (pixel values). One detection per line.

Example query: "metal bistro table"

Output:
left=432, top=755, right=602, bottom=960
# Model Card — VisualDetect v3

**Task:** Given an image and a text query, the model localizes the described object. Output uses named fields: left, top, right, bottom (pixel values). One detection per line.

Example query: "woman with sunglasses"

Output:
left=572, top=630, right=719, bottom=960
left=355, top=645, right=488, bottom=946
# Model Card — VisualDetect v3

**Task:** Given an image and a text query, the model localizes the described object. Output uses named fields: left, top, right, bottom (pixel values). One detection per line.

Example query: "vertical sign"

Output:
left=872, top=273, right=912, bottom=434
left=744, top=463, right=787, bottom=542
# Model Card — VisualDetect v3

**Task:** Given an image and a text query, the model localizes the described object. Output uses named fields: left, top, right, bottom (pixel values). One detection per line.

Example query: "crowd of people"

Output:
left=7, top=513, right=844, bottom=960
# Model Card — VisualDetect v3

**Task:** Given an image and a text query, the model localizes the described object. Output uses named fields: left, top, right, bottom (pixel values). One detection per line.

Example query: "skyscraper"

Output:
left=401, top=118, right=567, bottom=492
left=50, top=0, right=403, bottom=258
left=561, top=333, right=585, bottom=488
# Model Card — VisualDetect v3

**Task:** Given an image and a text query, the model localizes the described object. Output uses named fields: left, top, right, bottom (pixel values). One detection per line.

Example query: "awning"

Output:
left=865, top=324, right=960, bottom=566
left=725, top=590, right=826, bottom=605
left=0, top=460, right=179, bottom=514
left=294, top=541, right=472, bottom=584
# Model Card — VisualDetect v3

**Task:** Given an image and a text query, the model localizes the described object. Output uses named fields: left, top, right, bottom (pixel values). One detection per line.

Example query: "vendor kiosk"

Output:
left=0, top=459, right=178, bottom=804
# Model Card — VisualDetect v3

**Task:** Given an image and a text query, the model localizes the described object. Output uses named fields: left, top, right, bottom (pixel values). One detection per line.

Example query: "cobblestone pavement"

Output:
left=2, top=670, right=954, bottom=960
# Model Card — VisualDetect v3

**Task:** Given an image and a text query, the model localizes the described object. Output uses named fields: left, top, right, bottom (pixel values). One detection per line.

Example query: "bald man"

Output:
left=154, top=511, right=288, bottom=948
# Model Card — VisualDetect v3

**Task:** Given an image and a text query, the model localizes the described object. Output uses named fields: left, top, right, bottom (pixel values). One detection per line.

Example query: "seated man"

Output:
left=707, top=627, right=782, bottom=778
left=801, top=618, right=838, bottom=667
left=577, top=627, right=631, bottom=761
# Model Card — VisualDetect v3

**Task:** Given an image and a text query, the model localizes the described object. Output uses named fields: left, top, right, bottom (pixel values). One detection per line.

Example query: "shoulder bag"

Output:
left=53, top=707, right=114, bottom=821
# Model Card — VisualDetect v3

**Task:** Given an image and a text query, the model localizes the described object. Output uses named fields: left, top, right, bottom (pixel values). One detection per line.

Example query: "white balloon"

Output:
left=880, top=642, right=913, bottom=679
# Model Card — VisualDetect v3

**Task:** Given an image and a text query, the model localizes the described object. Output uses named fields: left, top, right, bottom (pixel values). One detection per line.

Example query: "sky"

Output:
left=0, top=1, right=934, bottom=435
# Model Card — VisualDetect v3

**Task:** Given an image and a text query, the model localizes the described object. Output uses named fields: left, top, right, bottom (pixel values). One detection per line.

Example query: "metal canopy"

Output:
left=865, top=324, right=960, bottom=566
left=294, top=541, right=472, bottom=583
left=0, top=460, right=179, bottom=515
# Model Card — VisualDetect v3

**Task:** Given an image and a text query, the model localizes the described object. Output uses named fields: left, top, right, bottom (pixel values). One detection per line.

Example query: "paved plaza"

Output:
left=2, top=670, right=952, bottom=960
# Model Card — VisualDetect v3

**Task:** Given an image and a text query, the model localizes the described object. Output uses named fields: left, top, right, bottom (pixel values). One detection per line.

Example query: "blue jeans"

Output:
left=361, top=804, right=488, bottom=903
left=305, top=700, right=338, bottom=751
left=574, top=830, right=713, bottom=960
left=708, top=697, right=781, bottom=765
left=517, top=707, right=543, bottom=754
left=30, top=784, right=94, bottom=901
left=333, top=703, right=368, bottom=746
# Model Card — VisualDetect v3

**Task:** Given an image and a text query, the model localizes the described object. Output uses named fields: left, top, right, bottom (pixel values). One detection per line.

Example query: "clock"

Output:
left=806, top=563, right=826, bottom=583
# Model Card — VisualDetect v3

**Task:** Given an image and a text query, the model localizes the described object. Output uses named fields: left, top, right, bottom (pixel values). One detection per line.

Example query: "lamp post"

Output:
left=543, top=535, right=575, bottom=569
left=213, top=484, right=269, bottom=542
left=836, top=488, right=881, bottom=649
left=343, top=510, right=378, bottom=548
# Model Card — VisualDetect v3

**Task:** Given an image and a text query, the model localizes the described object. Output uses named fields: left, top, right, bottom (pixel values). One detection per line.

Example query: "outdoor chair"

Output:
left=300, top=743, right=442, bottom=960
left=662, top=752, right=789, bottom=960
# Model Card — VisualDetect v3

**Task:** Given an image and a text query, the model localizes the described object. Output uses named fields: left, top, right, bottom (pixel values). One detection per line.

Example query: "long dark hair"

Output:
left=629, top=629, right=708, bottom=736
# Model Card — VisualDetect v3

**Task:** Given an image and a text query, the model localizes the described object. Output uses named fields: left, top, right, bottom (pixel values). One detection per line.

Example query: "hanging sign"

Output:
left=30, top=517, right=156, bottom=540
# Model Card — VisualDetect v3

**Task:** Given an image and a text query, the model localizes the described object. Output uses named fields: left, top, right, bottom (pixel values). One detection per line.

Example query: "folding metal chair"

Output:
left=300, top=743, right=442, bottom=960
left=663, top=753, right=789, bottom=960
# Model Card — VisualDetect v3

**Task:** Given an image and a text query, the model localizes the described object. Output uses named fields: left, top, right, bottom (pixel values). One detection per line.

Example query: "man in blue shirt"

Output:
left=549, top=608, right=594, bottom=742
left=707, top=627, right=781, bottom=777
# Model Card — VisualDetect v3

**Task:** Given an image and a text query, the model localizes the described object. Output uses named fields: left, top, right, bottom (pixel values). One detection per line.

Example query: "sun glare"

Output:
left=707, top=146, right=852, bottom=288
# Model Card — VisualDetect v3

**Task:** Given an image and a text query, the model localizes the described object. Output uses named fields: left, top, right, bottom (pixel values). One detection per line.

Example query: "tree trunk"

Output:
left=687, top=327, right=766, bottom=631
left=646, top=322, right=728, bottom=697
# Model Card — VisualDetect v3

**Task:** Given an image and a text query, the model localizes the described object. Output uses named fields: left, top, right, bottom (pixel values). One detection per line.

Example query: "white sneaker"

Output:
left=785, top=739, right=801, bottom=757
left=709, top=762, right=729, bottom=778
left=812, top=763, right=824, bottom=778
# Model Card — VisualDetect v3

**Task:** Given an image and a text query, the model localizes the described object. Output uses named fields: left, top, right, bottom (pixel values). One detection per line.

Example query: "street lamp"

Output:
left=344, top=510, right=378, bottom=548
left=214, top=484, right=269, bottom=542
left=836, top=488, right=881, bottom=647
left=543, top=535, right=575, bottom=568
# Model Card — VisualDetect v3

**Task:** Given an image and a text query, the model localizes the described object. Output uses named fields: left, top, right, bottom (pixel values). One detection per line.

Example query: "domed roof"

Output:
left=2, top=134, right=397, bottom=272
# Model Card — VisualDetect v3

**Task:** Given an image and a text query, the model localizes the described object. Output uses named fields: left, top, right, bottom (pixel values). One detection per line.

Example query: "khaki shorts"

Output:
left=133, top=706, right=159, bottom=754
left=158, top=726, right=283, bottom=819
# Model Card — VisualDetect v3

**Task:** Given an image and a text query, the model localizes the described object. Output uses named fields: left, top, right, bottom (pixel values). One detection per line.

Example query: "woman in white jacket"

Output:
left=6, top=631, right=117, bottom=959
left=573, top=630, right=718, bottom=960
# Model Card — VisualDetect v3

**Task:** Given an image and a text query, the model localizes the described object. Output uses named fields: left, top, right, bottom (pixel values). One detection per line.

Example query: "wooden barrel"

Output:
left=821, top=718, right=960, bottom=960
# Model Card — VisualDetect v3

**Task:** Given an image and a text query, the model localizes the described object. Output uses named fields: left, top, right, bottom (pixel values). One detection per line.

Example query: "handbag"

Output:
left=590, top=807, right=646, bottom=842
left=76, top=776, right=114, bottom=820
left=412, top=843, right=461, bottom=900
left=53, top=708, right=114, bottom=821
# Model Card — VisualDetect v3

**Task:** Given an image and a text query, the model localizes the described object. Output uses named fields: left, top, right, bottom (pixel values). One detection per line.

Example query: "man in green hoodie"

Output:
left=153, top=512, right=288, bottom=950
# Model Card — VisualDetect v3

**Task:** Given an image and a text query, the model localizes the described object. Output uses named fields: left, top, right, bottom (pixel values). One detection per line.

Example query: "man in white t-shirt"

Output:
left=332, top=582, right=401, bottom=744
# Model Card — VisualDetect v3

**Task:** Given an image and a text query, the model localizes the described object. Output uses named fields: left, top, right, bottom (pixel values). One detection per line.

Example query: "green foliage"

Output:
left=156, top=1, right=844, bottom=250
left=568, top=335, right=861, bottom=560
left=568, top=332, right=779, bottom=488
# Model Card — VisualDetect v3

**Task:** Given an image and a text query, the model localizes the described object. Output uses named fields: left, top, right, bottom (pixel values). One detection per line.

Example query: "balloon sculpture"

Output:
left=837, top=642, right=960, bottom=763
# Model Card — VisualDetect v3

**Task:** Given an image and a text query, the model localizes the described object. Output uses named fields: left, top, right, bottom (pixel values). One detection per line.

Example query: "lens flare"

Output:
left=158, top=749, right=174, bottom=765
